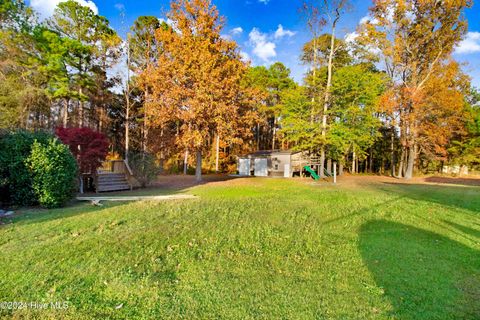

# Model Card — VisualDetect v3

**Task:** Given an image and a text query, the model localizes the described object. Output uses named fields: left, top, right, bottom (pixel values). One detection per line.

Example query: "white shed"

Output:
left=237, top=150, right=304, bottom=177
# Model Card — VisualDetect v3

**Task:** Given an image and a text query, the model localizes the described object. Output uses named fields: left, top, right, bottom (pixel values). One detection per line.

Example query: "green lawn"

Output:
left=0, top=177, right=479, bottom=319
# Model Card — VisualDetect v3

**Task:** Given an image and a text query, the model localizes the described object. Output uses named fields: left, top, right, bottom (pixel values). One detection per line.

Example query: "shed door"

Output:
left=254, top=158, right=268, bottom=177
left=284, top=164, right=291, bottom=178
left=238, top=159, right=251, bottom=176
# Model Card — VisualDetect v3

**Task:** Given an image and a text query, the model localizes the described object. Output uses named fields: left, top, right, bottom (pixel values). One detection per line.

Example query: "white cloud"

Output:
left=231, top=27, right=243, bottom=35
left=359, top=15, right=379, bottom=25
left=114, top=3, right=125, bottom=11
left=258, top=0, right=270, bottom=4
left=248, top=28, right=265, bottom=43
left=30, top=0, right=98, bottom=19
left=359, top=16, right=370, bottom=24
left=240, top=51, right=251, bottom=63
left=345, top=31, right=381, bottom=55
left=221, top=34, right=232, bottom=40
left=249, top=28, right=276, bottom=62
left=158, top=17, right=177, bottom=32
left=359, top=5, right=395, bottom=26
left=455, top=32, right=480, bottom=54
left=158, top=17, right=174, bottom=25
left=274, top=24, right=296, bottom=39
left=107, top=41, right=128, bottom=94
left=344, top=32, right=359, bottom=43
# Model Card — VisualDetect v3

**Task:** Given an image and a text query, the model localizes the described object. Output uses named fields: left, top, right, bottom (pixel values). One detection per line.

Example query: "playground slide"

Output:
left=304, top=166, right=320, bottom=181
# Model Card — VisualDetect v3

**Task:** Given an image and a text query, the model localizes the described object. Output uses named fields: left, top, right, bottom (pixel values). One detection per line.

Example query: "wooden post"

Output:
left=333, top=161, right=337, bottom=184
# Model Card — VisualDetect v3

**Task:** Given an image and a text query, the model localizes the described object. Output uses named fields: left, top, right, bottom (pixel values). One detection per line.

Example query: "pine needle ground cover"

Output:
left=0, top=177, right=479, bottom=319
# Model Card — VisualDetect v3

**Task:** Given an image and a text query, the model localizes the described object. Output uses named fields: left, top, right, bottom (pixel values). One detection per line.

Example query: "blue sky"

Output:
left=29, top=0, right=480, bottom=87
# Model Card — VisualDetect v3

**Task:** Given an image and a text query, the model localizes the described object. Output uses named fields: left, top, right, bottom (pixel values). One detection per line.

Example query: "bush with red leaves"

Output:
left=56, top=127, right=109, bottom=174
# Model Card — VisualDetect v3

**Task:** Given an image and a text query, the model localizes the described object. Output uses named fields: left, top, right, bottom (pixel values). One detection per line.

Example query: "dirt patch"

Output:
left=150, top=174, right=480, bottom=190
left=151, top=174, right=243, bottom=189
left=423, top=176, right=480, bottom=187
left=321, top=174, right=480, bottom=188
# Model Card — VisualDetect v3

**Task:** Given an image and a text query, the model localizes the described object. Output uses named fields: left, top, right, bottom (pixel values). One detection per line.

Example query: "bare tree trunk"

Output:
left=215, top=134, right=220, bottom=173
left=391, top=127, right=395, bottom=177
left=397, top=147, right=405, bottom=178
left=63, top=98, right=69, bottom=127
left=333, top=161, right=337, bottom=184
left=327, top=158, right=332, bottom=175
left=272, top=117, right=277, bottom=150
left=79, top=88, right=84, bottom=128
left=320, top=15, right=340, bottom=178
left=98, top=106, right=103, bottom=132
left=404, top=143, right=416, bottom=179
left=125, top=35, right=131, bottom=163
left=369, top=147, right=373, bottom=173
left=159, top=128, right=164, bottom=174
left=319, top=150, right=325, bottom=177
left=195, top=150, right=202, bottom=182
left=183, top=149, right=189, bottom=175
left=79, top=176, right=84, bottom=194
left=143, top=90, right=149, bottom=157
left=352, top=151, right=356, bottom=174
left=125, top=96, right=130, bottom=162
left=257, top=123, right=260, bottom=150
left=310, top=36, right=317, bottom=123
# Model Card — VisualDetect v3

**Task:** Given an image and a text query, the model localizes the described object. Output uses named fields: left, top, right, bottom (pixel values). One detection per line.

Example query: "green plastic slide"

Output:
left=304, top=166, right=320, bottom=181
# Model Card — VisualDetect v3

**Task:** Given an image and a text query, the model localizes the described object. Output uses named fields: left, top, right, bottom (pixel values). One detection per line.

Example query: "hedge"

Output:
left=26, top=139, right=78, bottom=208
left=0, top=131, right=77, bottom=208
left=0, top=131, right=52, bottom=206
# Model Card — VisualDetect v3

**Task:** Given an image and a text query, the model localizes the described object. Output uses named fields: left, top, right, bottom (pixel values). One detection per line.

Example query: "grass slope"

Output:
left=0, top=178, right=479, bottom=319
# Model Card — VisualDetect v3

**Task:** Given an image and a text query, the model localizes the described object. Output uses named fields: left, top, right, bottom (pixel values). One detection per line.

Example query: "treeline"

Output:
left=0, top=0, right=122, bottom=131
left=1, top=0, right=479, bottom=181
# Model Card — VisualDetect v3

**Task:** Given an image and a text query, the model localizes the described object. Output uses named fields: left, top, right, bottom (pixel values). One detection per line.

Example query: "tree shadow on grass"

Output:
left=1, top=174, right=239, bottom=227
left=80, top=174, right=241, bottom=197
left=442, top=220, right=480, bottom=241
left=376, top=182, right=480, bottom=214
left=359, top=220, right=480, bottom=319
left=424, top=176, right=480, bottom=187
left=0, top=201, right=129, bottom=228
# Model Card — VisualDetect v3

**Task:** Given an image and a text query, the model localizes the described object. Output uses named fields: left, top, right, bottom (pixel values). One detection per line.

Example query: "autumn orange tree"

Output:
left=146, top=0, right=257, bottom=181
left=415, top=62, right=470, bottom=163
left=359, top=0, right=472, bottom=179
left=129, top=16, right=170, bottom=158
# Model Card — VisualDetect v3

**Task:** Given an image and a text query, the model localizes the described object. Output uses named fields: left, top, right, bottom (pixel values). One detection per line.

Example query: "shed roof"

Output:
left=239, top=150, right=301, bottom=158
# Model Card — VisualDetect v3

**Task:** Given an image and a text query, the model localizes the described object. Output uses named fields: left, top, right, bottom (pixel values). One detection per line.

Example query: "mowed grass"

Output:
left=0, top=177, right=479, bottom=319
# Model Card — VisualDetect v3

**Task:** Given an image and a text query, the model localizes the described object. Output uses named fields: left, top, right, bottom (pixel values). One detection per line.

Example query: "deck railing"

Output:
left=98, top=160, right=135, bottom=190
left=99, top=160, right=132, bottom=174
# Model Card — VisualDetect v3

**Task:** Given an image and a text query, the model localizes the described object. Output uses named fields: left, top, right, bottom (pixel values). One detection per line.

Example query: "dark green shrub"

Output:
left=26, top=139, right=77, bottom=208
left=0, top=130, right=52, bottom=206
